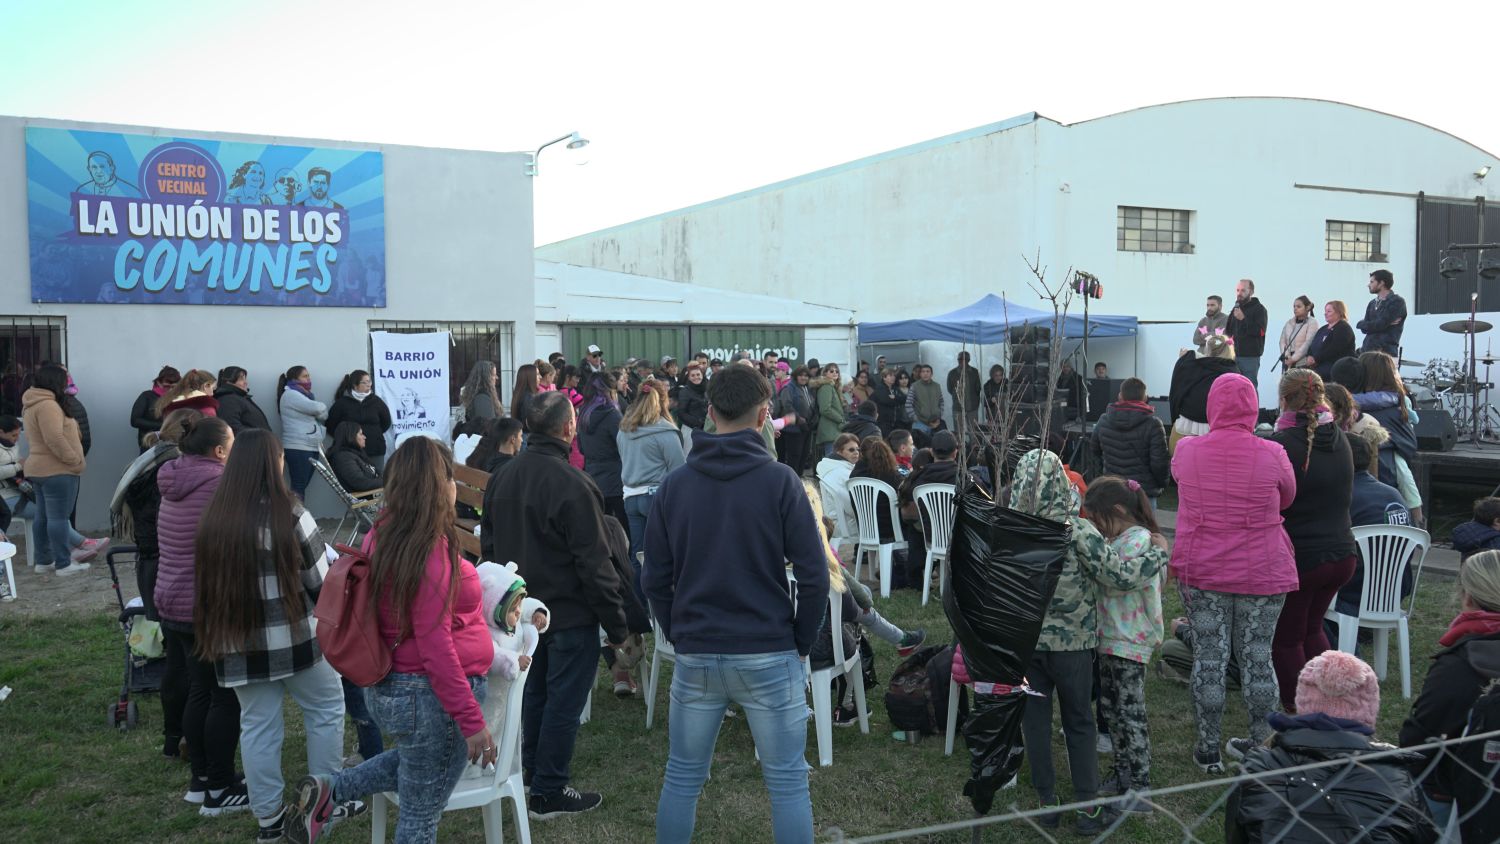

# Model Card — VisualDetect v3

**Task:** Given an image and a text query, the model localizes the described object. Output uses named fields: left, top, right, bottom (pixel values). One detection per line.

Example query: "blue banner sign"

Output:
left=26, top=126, right=386, bottom=307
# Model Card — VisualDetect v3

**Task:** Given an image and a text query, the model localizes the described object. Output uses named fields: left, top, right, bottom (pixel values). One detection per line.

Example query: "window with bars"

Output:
left=1325, top=220, right=1386, bottom=262
left=1117, top=206, right=1192, bottom=253
left=0, top=316, right=67, bottom=417
left=368, top=320, right=514, bottom=408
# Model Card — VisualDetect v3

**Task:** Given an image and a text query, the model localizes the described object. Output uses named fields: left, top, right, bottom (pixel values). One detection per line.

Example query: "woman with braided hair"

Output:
left=1265, top=368, right=1357, bottom=724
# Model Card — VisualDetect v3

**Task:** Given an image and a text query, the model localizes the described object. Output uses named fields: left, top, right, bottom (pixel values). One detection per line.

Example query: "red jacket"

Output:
left=1169, top=374, right=1299, bottom=596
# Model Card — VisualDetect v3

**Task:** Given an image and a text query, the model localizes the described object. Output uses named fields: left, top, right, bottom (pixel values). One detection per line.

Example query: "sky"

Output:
left=2, top=0, right=1493, bottom=247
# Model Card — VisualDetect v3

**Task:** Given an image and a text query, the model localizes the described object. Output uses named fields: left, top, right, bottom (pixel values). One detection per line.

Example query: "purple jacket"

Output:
left=153, top=454, right=225, bottom=624
left=1169, top=373, right=1300, bottom=596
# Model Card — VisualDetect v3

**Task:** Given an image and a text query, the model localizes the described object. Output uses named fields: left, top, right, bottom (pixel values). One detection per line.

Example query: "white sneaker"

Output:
left=71, top=538, right=107, bottom=563
left=55, top=562, right=90, bottom=577
left=32, top=563, right=52, bottom=573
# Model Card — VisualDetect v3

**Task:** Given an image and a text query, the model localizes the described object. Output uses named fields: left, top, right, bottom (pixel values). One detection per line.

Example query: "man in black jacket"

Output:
left=946, top=351, right=981, bottom=444
left=1225, top=278, right=1268, bottom=387
left=1357, top=269, right=1407, bottom=356
left=1088, top=378, right=1169, bottom=502
left=642, top=365, right=829, bottom=841
left=841, top=400, right=882, bottom=442
left=482, top=391, right=628, bottom=818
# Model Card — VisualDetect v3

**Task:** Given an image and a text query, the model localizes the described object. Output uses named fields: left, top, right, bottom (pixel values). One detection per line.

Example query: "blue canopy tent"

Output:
left=857, top=293, right=1137, bottom=345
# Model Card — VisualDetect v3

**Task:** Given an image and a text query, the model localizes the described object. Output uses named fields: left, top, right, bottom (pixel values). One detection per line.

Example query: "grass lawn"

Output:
left=0, top=572, right=1462, bottom=843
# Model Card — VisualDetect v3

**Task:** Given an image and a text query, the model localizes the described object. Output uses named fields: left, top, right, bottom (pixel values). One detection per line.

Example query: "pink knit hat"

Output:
left=1294, top=650, right=1380, bottom=728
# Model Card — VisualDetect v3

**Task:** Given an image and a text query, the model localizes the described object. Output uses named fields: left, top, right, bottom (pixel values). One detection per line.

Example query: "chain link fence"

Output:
left=824, top=729, right=1500, bottom=843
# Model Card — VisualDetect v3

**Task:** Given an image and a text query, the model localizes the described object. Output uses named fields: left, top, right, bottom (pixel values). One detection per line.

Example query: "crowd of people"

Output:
left=0, top=261, right=1487, bottom=843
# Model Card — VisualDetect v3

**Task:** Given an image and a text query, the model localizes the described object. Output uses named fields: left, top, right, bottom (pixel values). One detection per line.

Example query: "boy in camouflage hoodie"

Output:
left=1009, top=449, right=1157, bottom=833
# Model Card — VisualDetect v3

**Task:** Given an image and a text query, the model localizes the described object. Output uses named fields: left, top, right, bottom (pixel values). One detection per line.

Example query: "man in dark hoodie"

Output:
left=1225, top=278, right=1269, bottom=387
left=482, top=391, right=628, bottom=819
left=841, top=399, right=882, bottom=442
left=642, top=364, right=830, bottom=842
left=1088, top=377, right=1169, bottom=504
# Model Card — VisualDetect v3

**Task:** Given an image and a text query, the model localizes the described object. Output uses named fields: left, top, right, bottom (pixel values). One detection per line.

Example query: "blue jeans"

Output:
left=285, top=448, right=317, bottom=500
left=29, top=474, right=81, bottom=569
left=625, top=493, right=654, bottom=605
left=1236, top=355, right=1261, bottom=388
left=333, top=672, right=487, bottom=844
left=342, top=676, right=384, bottom=760
left=522, top=624, right=600, bottom=798
left=656, top=651, right=812, bottom=844
left=3, top=491, right=85, bottom=552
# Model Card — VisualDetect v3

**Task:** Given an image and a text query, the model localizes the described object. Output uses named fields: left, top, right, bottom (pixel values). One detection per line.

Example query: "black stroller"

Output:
left=105, top=544, right=167, bottom=730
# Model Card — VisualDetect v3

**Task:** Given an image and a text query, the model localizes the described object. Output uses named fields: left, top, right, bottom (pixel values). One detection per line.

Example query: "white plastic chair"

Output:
left=912, top=484, right=956, bottom=606
left=0, top=540, right=16, bottom=602
left=809, top=588, right=869, bottom=766
left=1324, top=524, right=1430, bottom=699
left=644, top=614, right=677, bottom=730
left=371, top=668, right=532, bottom=844
left=847, top=477, right=907, bottom=598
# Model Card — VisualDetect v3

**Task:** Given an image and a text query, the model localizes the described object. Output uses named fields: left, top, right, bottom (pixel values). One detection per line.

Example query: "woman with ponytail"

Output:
left=326, top=370, right=392, bottom=470
left=1268, top=368, right=1356, bottom=719
left=277, top=366, right=327, bottom=499
left=156, top=369, right=220, bottom=418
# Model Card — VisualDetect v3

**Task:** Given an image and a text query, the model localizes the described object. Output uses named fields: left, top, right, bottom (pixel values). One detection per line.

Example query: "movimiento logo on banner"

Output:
left=25, top=127, right=386, bottom=307
left=371, top=331, right=450, bottom=441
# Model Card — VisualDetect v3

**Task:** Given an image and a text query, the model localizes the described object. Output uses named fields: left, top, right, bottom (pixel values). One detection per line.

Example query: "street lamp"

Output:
left=526, top=131, right=589, bottom=177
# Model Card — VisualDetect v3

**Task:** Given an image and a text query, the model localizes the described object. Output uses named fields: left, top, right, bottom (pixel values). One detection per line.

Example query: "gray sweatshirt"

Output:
left=617, top=419, right=687, bottom=491
left=279, top=388, right=328, bottom=452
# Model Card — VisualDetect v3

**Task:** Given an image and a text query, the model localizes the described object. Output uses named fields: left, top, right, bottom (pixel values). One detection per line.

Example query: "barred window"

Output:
left=368, top=320, right=514, bottom=408
left=1118, top=206, right=1191, bottom=253
left=0, top=316, right=67, bottom=417
left=1326, top=220, right=1385, bottom=262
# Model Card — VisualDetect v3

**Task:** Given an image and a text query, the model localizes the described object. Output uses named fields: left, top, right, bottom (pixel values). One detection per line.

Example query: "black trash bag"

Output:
left=961, top=690, right=1030, bottom=815
left=941, top=480, right=1068, bottom=684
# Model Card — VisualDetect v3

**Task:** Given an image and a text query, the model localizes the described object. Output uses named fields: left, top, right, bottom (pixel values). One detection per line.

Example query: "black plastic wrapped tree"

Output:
left=942, top=449, right=1069, bottom=816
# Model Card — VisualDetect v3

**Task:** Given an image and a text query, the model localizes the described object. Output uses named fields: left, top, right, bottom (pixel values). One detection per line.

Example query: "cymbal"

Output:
left=1441, top=319, right=1494, bottom=334
left=1399, top=358, right=1427, bottom=368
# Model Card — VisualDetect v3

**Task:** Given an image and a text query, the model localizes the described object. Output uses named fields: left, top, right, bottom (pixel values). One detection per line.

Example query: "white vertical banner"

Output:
left=370, top=331, right=450, bottom=442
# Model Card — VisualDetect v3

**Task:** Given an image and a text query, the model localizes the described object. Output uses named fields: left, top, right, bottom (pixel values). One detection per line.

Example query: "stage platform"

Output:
left=1411, top=442, right=1500, bottom=508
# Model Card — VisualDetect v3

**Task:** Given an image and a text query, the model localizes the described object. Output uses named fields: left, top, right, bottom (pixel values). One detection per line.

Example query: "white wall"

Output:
left=0, top=116, right=535, bottom=529
left=537, top=98, right=1500, bottom=409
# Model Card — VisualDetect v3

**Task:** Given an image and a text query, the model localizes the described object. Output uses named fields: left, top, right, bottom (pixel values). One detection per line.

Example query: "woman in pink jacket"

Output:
left=286, top=436, right=495, bottom=844
left=1169, top=373, right=1297, bottom=775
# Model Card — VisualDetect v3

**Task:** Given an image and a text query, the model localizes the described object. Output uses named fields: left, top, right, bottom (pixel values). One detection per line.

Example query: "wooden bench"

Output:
left=453, top=463, right=491, bottom=560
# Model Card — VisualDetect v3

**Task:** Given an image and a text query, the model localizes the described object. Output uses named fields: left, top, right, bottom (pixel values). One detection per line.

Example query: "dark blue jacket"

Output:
left=642, top=427, right=830, bottom=656
left=1453, top=521, right=1500, bottom=559
left=1357, top=291, right=1407, bottom=356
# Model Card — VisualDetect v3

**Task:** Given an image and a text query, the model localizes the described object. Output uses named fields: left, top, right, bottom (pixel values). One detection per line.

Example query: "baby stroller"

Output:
left=105, top=545, right=167, bottom=730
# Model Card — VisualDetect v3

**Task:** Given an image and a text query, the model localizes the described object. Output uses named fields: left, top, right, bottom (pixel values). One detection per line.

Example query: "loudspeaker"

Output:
left=1415, top=409, right=1458, bottom=452
left=1014, top=402, right=1066, bottom=438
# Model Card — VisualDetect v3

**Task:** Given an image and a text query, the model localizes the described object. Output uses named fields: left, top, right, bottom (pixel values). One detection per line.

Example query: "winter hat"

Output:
left=775, top=361, right=790, bottom=372
left=1329, top=357, right=1366, bottom=393
left=1294, top=650, right=1380, bottom=728
left=476, top=561, right=527, bottom=634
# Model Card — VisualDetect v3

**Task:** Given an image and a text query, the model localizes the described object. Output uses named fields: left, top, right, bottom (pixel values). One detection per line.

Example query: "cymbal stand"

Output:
left=1469, top=293, right=1485, bottom=446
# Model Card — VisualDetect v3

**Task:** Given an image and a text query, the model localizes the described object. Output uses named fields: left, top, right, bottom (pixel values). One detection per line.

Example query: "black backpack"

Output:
left=1453, top=679, right=1500, bottom=843
left=884, top=644, right=960, bottom=735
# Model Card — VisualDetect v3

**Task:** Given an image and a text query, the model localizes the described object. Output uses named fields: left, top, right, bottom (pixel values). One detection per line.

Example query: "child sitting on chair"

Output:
left=467, top=562, right=550, bottom=779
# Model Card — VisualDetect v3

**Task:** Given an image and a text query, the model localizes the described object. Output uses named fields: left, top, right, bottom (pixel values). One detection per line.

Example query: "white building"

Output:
left=538, top=98, right=1500, bottom=405
left=1, top=115, right=536, bottom=528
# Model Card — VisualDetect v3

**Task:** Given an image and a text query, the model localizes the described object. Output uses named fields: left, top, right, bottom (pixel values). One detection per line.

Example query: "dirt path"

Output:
left=1, top=533, right=137, bottom=619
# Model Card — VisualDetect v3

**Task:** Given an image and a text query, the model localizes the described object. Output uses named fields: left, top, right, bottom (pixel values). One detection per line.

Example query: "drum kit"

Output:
left=1408, top=318, right=1500, bottom=442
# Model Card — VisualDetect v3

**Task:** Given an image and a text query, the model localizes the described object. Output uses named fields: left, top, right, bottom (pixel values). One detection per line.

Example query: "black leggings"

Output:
left=162, top=626, right=241, bottom=788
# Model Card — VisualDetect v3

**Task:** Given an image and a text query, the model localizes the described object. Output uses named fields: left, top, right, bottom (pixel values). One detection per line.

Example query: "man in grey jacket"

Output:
left=1193, top=295, right=1229, bottom=349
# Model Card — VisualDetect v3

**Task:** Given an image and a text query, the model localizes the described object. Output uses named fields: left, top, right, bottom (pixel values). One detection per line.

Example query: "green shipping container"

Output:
left=561, top=324, right=687, bottom=371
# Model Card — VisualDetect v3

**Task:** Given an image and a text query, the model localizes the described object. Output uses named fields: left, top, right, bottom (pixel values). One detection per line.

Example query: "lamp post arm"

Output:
left=526, top=134, right=576, bottom=177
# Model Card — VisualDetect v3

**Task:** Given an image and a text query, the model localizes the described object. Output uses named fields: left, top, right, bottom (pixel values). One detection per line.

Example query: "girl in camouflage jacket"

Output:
left=1010, top=449, right=1158, bottom=826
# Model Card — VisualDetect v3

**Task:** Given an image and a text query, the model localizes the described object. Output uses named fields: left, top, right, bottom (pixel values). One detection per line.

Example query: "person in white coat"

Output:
left=816, top=433, right=861, bottom=550
left=276, top=366, right=327, bottom=499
